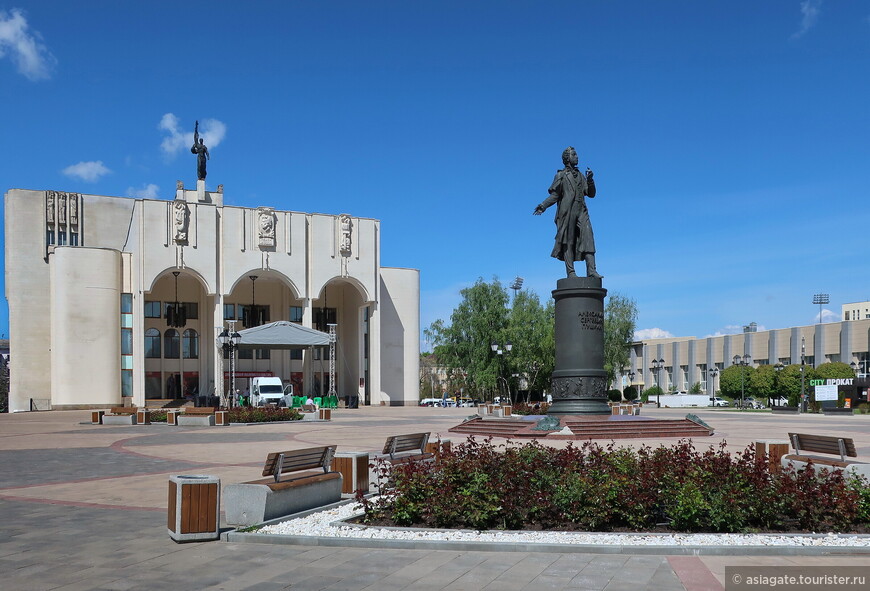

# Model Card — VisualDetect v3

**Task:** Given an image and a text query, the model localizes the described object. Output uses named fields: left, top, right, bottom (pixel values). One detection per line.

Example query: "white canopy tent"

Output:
left=235, top=321, right=330, bottom=348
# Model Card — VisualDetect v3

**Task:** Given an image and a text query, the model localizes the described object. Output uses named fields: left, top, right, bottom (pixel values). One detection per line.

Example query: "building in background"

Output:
left=843, top=301, right=870, bottom=322
left=4, top=183, right=420, bottom=411
left=626, top=319, right=870, bottom=396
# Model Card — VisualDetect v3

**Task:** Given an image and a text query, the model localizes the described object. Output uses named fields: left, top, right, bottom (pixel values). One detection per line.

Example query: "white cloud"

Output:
left=793, top=0, right=822, bottom=39
left=126, top=183, right=160, bottom=199
left=61, top=160, right=111, bottom=182
left=159, top=113, right=226, bottom=158
left=814, top=309, right=838, bottom=323
left=704, top=323, right=768, bottom=338
left=635, top=328, right=674, bottom=341
left=0, top=8, right=56, bottom=80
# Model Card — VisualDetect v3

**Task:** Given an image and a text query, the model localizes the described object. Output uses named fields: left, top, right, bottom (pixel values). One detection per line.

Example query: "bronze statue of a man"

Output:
left=533, top=146, right=600, bottom=278
left=191, top=120, right=210, bottom=180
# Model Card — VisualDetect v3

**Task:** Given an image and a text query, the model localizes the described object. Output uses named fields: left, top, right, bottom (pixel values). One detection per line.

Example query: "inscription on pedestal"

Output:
left=578, top=310, right=603, bottom=331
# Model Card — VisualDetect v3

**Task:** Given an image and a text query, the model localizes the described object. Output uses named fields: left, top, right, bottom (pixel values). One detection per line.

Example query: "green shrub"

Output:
left=358, top=438, right=870, bottom=534
left=623, top=385, right=638, bottom=401
left=607, top=389, right=622, bottom=403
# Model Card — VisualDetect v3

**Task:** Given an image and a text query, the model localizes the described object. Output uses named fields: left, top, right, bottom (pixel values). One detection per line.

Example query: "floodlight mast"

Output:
left=812, top=293, right=829, bottom=324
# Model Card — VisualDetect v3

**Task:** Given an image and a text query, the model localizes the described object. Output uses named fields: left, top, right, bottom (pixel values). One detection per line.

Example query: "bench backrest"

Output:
left=110, top=407, right=137, bottom=414
left=262, top=446, right=337, bottom=483
left=184, top=407, right=216, bottom=415
left=383, top=433, right=430, bottom=459
left=788, top=432, right=857, bottom=462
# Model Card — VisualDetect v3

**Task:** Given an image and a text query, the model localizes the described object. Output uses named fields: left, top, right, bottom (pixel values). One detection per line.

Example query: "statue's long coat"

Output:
left=539, top=167, right=597, bottom=261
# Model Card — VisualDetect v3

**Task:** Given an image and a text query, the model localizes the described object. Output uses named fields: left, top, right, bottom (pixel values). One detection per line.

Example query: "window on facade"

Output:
left=313, top=307, right=337, bottom=331
left=238, top=348, right=253, bottom=359
left=224, top=303, right=236, bottom=320
left=145, top=328, right=161, bottom=358
left=164, top=329, right=180, bottom=358
left=289, top=306, right=303, bottom=323
left=144, top=301, right=162, bottom=318
left=121, top=294, right=132, bottom=314
left=256, top=349, right=270, bottom=360
left=184, top=302, right=198, bottom=319
left=58, top=231, right=66, bottom=245
left=183, top=329, right=199, bottom=359
left=121, top=370, right=133, bottom=398
left=70, top=232, right=79, bottom=246
left=290, top=348, right=302, bottom=360
left=121, top=328, right=133, bottom=355
left=241, top=305, right=269, bottom=328
left=46, top=229, right=55, bottom=246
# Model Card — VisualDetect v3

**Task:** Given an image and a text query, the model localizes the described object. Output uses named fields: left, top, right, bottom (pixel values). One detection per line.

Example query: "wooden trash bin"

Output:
left=215, top=411, right=229, bottom=426
left=91, top=410, right=105, bottom=424
left=333, top=452, right=369, bottom=496
left=755, top=439, right=790, bottom=474
left=319, top=408, right=332, bottom=420
left=168, top=475, right=220, bottom=542
left=136, top=409, right=151, bottom=425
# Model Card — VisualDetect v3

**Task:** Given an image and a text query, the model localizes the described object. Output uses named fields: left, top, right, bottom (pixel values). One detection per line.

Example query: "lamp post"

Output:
left=709, top=366, right=719, bottom=400
left=800, top=336, right=806, bottom=413
left=732, top=354, right=751, bottom=409
left=650, top=358, right=664, bottom=408
left=490, top=341, right=512, bottom=403
left=774, top=362, right=784, bottom=408
left=627, top=370, right=636, bottom=403
left=217, top=325, right=241, bottom=408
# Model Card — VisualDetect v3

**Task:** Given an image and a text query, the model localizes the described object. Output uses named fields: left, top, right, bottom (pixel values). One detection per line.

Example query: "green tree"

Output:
left=426, top=278, right=510, bottom=399
left=603, top=294, right=638, bottom=389
left=749, top=364, right=776, bottom=405
left=689, top=382, right=703, bottom=394
left=775, top=364, right=814, bottom=406
left=719, top=364, right=755, bottom=401
left=506, top=291, right=554, bottom=401
left=813, top=362, right=854, bottom=380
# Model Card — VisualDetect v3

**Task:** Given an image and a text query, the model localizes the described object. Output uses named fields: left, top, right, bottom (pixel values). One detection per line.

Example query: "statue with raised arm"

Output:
left=533, top=146, right=600, bottom=279
left=191, top=120, right=210, bottom=180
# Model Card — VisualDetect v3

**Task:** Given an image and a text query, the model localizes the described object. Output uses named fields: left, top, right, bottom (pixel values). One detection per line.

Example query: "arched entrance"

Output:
left=143, top=269, right=211, bottom=403
left=312, top=278, right=370, bottom=405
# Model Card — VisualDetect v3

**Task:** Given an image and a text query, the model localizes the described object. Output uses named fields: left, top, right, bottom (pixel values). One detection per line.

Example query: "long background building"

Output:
left=628, top=317, right=870, bottom=396
left=4, top=182, right=420, bottom=411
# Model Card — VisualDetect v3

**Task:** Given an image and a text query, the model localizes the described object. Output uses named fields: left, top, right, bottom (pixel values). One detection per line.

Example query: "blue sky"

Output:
left=1, top=1, right=869, bottom=345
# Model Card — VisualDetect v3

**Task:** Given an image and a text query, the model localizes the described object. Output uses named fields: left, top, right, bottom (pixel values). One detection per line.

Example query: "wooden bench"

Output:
left=224, top=445, right=342, bottom=527
left=102, top=407, right=138, bottom=425
left=380, top=432, right=434, bottom=464
left=175, top=406, right=227, bottom=426
left=781, top=432, right=870, bottom=479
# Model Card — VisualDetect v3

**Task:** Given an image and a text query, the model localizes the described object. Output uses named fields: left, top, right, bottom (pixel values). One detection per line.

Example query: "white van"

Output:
left=251, top=377, right=291, bottom=407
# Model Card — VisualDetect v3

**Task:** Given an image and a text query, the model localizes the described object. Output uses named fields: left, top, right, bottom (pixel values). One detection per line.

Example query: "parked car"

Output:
left=456, top=398, right=475, bottom=407
left=419, top=398, right=441, bottom=407
left=710, top=397, right=729, bottom=407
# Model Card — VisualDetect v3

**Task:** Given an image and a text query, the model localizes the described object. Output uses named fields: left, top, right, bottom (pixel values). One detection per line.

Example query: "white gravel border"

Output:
left=256, top=499, right=870, bottom=548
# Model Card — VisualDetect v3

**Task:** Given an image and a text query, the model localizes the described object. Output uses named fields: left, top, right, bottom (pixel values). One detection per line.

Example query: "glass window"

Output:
left=241, top=305, right=269, bottom=328
left=121, top=370, right=133, bottom=397
left=70, top=232, right=78, bottom=246
left=183, top=329, right=199, bottom=359
left=224, top=303, right=236, bottom=320
left=46, top=229, right=55, bottom=246
left=144, top=301, right=161, bottom=318
left=238, top=348, right=253, bottom=359
left=289, top=306, right=303, bottom=323
left=121, top=328, right=133, bottom=355
left=121, top=294, right=132, bottom=314
left=58, top=231, right=66, bottom=245
left=313, top=307, right=336, bottom=331
left=256, top=349, right=270, bottom=360
left=184, top=302, right=198, bottom=319
left=290, top=349, right=302, bottom=360
left=144, top=328, right=161, bottom=358
left=163, top=329, right=180, bottom=359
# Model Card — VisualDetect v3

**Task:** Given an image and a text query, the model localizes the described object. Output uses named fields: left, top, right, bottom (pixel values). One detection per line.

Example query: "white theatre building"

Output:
left=4, top=182, right=420, bottom=411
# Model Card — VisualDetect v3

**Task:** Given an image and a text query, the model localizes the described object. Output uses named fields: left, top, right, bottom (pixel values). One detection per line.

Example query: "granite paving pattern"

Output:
left=1, top=406, right=870, bottom=590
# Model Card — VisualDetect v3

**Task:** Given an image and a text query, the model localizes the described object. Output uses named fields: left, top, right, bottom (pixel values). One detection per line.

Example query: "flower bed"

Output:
left=509, top=402, right=550, bottom=415
left=358, top=438, right=870, bottom=534
left=146, top=407, right=301, bottom=423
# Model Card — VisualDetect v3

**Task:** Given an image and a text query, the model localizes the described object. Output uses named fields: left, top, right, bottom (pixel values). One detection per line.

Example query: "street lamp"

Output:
left=491, top=341, right=513, bottom=403
left=800, top=336, right=806, bottom=413
left=732, top=354, right=751, bottom=409
left=218, top=326, right=241, bottom=407
left=709, top=366, right=719, bottom=400
left=627, top=370, right=636, bottom=403
left=650, top=358, right=664, bottom=408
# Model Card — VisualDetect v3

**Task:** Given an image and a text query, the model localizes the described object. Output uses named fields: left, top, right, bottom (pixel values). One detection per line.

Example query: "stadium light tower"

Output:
left=509, top=277, right=524, bottom=303
left=812, top=293, right=830, bottom=324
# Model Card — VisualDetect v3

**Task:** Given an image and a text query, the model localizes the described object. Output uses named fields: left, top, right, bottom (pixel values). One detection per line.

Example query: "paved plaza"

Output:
left=1, top=406, right=869, bottom=590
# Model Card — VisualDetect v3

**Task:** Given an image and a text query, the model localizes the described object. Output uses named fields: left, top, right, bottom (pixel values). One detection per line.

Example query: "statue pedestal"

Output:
left=547, top=276, right=610, bottom=415
left=197, top=179, right=206, bottom=203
